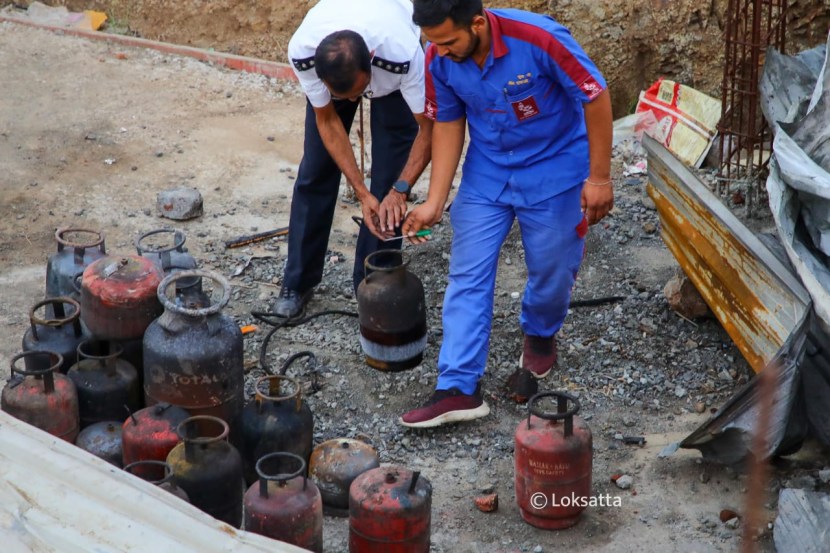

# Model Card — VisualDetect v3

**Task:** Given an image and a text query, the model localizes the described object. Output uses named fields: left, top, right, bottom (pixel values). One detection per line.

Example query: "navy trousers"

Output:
left=283, top=91, right=418, bottom=293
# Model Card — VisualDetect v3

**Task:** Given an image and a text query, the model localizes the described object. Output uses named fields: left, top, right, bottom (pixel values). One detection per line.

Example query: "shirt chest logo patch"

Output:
left=511, top=95, right=540, bottom=121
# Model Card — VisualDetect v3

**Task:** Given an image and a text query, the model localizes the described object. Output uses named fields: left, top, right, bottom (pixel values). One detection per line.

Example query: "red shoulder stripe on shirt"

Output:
left=497, top=16, right=603, bottom=100
left=424, top=43, right=439, bottom=121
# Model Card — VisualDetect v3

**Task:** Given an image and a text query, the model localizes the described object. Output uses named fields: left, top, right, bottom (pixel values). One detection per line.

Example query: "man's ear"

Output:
left=471, top=14, right=486, bottom=34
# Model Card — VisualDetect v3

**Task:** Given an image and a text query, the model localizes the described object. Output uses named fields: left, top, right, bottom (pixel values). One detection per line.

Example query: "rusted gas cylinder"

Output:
left=21, top=297, right=86, bottom=373
left=80, top=255, right=163, bottom=341
left=122, top=403, right=190, bottom=480
left=166, top=416, right=244, bottom=527
left=1, top=352, right=80, bottom=442
left=45, top=227, right=107, bottom=299
left=67, top=340, right=141, bottom=428
left=239, top=375, right=313, bottom=485
left=514, top=391, right=593, bottom=530
left=349, top=466, right=432, bottom=552
left=143, top=270, right=243, bottom=431
left=244, top=453, right=323, bottom=552
left=75, top=421, right=123, bottom=467
left=356, top=250, right=427, bottom=372
left=135, top=228, right=203, bottom=299
left=124, top=460, right=190, bottom=503
left=309, top=438, right=380, bottom=516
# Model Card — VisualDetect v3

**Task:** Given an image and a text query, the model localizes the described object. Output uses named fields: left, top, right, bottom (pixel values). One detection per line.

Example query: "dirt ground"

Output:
left=0, top=20, right=808, bottom=553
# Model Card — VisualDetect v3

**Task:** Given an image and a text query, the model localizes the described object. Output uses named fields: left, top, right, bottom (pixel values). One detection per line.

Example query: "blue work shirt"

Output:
left=425, top=9, right=607, bottom=205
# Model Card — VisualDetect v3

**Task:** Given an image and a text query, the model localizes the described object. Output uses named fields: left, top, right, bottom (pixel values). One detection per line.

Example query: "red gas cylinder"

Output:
left=122, top=403, right=190, bottom=480
left=1, top=351, right=80, bottom=442
left=244, top=452, right=323, bottom=553
left=514, top=391, right=593, bottom=530
left=80, top=255, right=163, bottom=341
left=349, top=466, right=431, bottom=552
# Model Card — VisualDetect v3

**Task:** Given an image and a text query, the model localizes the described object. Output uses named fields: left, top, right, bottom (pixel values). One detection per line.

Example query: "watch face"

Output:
left=394, top=180, right=410, bottom=194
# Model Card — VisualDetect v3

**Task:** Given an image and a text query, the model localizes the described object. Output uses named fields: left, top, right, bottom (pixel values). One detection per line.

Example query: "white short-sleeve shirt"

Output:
left=287, top=0, right=425, bottom=114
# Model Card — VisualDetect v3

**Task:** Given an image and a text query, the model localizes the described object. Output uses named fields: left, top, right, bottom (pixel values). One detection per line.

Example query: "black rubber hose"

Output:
left=252, top=309, right=358, bottom=384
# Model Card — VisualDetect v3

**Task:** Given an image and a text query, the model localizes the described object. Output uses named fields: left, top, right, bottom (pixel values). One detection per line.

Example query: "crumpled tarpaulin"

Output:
left=763, top=31, right=830, bottom=446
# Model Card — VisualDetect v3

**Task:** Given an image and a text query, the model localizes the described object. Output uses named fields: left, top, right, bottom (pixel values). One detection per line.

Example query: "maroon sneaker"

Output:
left=399, top=385, right=490, bottom=428
left=519, top=335, right=557, bottom=379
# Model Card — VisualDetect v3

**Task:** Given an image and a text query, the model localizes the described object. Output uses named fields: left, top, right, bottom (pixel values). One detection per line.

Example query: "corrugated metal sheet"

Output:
left=644, top=135, right=810, bottom=373
left=0, top=410, right=310, bottom=553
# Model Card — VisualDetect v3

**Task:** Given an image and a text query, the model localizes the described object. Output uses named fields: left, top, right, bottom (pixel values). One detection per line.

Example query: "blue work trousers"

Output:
left=436, top=181, right=586, bottom=394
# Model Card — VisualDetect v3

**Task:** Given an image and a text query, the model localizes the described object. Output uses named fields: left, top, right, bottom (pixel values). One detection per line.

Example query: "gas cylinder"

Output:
left=80, top=255, right=163, bottom=341
left=21, top=297, right=86, bottom=373
left=356, top=250, right=427, bottom=371
left=135, top=228, right=202, bottom=297
left=514, top=391, right=593, bottom=530
left=122, top=403, right=190, bottom=480
left=123, top=460, right=190, bottom=502
left=143, top=270, right=244, bottom=431
left=349, top=466, right=432, bottom=552
left=309, top=438, right=379, bottom=515
left=166, top=416, right=244, bottom=527
left=244, top=452, right=323, bottom=552
left=1, top=351, right=80, bottom=442
left=68, top=340, right=141, bottom=428
left=239, top=375, right=313, bottom=485
left=76, top=421, right=123, bottom=466
left=45, top=227, right=107, bottom=299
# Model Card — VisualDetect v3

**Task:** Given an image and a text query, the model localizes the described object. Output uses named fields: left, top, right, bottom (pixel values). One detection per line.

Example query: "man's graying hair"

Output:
left=314, top=30, right=372, bottom=95
left=412, top=0, right=484, bottom=28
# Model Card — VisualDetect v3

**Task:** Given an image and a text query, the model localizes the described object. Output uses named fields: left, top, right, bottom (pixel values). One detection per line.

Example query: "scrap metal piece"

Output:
left=225, top=226, right=289, bottom=249
left=645, top=135, right=814, bottom=463
left=645, top=135, right=810, bottom=373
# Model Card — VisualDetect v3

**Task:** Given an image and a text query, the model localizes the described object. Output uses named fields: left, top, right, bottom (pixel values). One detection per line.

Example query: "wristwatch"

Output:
left=392, top=179, right=412, bottom=196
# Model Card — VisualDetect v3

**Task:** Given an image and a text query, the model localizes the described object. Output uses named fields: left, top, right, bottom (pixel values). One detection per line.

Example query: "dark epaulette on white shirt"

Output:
left=371, top=56, right=410, bottom=74
left=292, top=56, right=316, bottom=71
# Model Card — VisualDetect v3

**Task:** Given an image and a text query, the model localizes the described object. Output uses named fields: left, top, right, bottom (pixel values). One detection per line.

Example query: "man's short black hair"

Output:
left=314, top=30, right=371, bottom=95
left=412, top=0, right=484, bottom=28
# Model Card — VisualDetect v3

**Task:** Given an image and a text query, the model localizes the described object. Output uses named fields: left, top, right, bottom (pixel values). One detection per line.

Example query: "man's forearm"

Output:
left=583, top=89, right=613, bottom=180
left=315, top=107, right=370, bottom=201
left=424, top=118, right=466, bottom=208
left=397, top=115, right=434, bottom=187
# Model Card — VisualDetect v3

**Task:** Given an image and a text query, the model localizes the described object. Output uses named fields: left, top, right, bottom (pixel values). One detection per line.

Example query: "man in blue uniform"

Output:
left=275, top=0, right=433, bottom=318
left=400, top=0, right=613, bottom=427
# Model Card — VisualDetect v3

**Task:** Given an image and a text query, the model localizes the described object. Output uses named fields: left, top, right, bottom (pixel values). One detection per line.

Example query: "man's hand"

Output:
left=358, top=193, right=385, bottom=240
left=580, top=179, right=614, bottom=225
left=402, top=200, right=443, bottom=244
left=378, top=190, right=407, bottom=235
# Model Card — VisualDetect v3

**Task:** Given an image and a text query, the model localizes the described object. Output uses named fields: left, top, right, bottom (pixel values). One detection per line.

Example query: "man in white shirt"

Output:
left=275, top=0, right=432, bottom=318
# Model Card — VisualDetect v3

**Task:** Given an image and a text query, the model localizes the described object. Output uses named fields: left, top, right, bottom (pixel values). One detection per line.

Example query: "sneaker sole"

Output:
left=518, top=353, right=552, bottom=379
left=398, top=402, right=491, bottom=429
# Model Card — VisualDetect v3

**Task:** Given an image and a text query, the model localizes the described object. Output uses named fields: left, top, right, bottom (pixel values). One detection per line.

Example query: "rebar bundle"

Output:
left=717, top=0, right=789, bottom=211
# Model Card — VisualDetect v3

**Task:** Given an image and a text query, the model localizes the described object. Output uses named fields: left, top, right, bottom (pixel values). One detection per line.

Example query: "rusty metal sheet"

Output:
left=644, top=135, right=810, bottom=373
